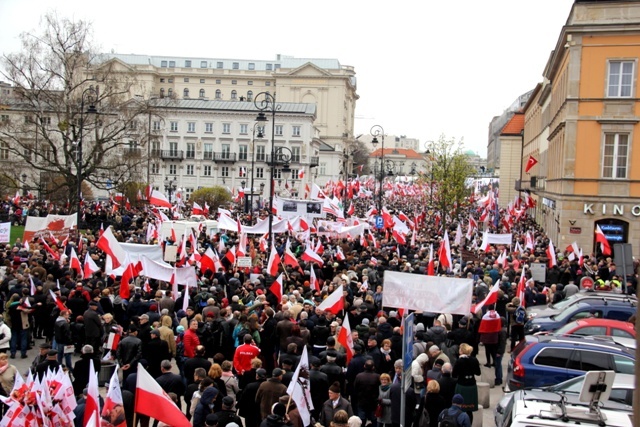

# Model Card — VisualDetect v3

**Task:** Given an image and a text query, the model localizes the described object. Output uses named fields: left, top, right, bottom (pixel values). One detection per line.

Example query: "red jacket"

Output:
left=182, top=329, right=200, bottom=358
left=233, top=343, right=261, bottom=374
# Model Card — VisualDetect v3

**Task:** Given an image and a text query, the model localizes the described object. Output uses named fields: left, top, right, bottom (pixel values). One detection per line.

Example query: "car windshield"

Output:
left=550, top=294, right=582, bottom=310
left=554, top=303, right=591, bottom=322
left=547, top=376, right=584, bottom=393
left=554, top=322, right=577, bottom=335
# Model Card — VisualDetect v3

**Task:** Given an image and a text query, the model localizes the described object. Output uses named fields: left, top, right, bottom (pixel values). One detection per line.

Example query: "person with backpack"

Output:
left=506, top=298, right=526, bottom=352
left=437, top=394, right=470, bottom=427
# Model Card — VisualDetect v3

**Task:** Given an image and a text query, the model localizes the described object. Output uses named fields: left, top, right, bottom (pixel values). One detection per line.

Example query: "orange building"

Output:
left=522, top=0, right=640, bottom=259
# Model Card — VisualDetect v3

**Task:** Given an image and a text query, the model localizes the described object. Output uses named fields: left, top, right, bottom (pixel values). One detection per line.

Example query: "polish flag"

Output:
left=102, top=363, right=126, bottom=427
left=478, top=309, right=502, bottom=333
left=192, top=202, right=204, bottom=215
left=199, top=247, right=216, bottom=273
left=84, top=253, right=100, bottom=278
left=309, top=266, right=319, bottom=291
left=224, top=245, right=236, bottom=265
left=546, top=239, right=557, bottom=268
left=473, top=281, right=500, bottom=314
left=347, top=203, right=355, bottom=216
left=301, top=246, right=324, bottom=266
left=135, top=364, right=191, bottom=427
left=392, top=229, right=406, bottom=245
left=120, top=258, right=142, bottom=300
left=148, top=190, right=172, bottom=208
left=259, top=235, right=268, bottom=253
left=29, top=275, right=36, bottom=295
left=594, top=225, right=612, bottom=256
left=314, top=239, right=324, bottom=255
left=24, top=240, right=30, bottom=252
left=218, top=235, right=225, bottom=253
left=40, top=237, right=60, bottom=260
left=84, top=360, right=101, bottom=427
left=427, top=244, right=435, bottom=276
left=97, top=226, right=127, bottom=269
left=267, top=245, right=281, bottom=277
left=437, top=230, right=452, bottom=270
left=317, top=284, right=344, bottom=315
left=99, top=222, right=105, bottom=237
left=104, top=330, right=122, bottom=352
left=269, top=273, right=284, bottom=301
left=49, top=289, right=66, bottom=311
left=284, top=239, right=300, bottom=269
left=454, top=223, right=463, bottom=246
left=12, top=191, right=20, bottom=205
left=525, top=231, right=534, bottom=250
left=336, top=314, right=354, bottom=364
left=335, top=246, right=345, bottom=262
left=298, top=169, right=305, bottom=179
left=69, top=247, right=83, bottom=278
left=516, top=266, right=527, bottom=307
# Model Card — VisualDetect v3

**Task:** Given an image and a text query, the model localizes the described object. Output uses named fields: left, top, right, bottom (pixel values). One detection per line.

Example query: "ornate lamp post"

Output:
left=370, top=125, right=385, bottom=213
left=76, top=86, right=98, bottom=240
left=164, top=176, right=177, bottom=202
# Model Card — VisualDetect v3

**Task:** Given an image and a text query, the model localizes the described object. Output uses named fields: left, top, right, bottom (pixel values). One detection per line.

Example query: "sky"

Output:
left=0, top=0, right=575, bottom=157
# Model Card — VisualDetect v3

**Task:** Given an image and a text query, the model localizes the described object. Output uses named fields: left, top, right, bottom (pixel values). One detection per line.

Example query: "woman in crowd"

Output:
left=452, top=343, right=481, bottom=424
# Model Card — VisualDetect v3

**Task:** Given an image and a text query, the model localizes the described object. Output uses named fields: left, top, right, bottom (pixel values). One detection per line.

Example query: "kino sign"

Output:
left=584, top=203, right=640, bottom=216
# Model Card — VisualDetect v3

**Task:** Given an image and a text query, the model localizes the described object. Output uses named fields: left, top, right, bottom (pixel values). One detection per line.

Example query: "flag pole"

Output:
left=280, top=261, right=291, bottom=281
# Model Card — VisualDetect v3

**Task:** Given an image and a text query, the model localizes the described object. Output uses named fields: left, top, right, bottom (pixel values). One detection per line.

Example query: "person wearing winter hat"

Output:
left=438, top=394, right=471, bottom=427
left=319, top=382, right=353, bottom=427
left=217, top=396, right=242, bottom=427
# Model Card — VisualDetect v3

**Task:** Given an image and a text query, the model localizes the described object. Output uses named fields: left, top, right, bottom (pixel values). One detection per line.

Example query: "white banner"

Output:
left=23, top=214, right=77, bottom=241
left=277, top=198, right=325, bottom=219
left=480, top=232, right=513, bottom=250
left=0, top=222, right=10, bottom=243
left=382, top=271, right=473, bottom=315
left=105, top=243, right=167, bottom=276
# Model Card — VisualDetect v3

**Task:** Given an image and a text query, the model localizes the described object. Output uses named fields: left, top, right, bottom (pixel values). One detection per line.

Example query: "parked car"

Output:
left=547, top=318, right=636, bottom=338
left=506, top=335, right=635, bottom=390
left=545, top=373, right=634, bottom=407
left=524, top=300, right=636, bottom=335
left=526, top=291, right=636, bottom=320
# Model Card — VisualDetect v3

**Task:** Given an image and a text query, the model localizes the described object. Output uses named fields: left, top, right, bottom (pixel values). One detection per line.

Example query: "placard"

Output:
left=163, top=245, right=177, bottom=262
left=276, top=198, right=325, bottom=219
left=530, top=262, right=546, bottom=283
left=237, top=256, right=252, bottom=268
left=0, top=222, right=10, bottom=243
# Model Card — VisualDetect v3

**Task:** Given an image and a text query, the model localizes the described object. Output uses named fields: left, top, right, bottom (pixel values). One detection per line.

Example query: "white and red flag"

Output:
left=336, top=313, right=354, bottom=363
left=427, top=244, right=435, bottom=276
left=283, top=239, right=300, bottom=269
left=40, top=237, right=60, bottom=260
left=135, top=364, right=191, bottom=427
left=49, top=289, right=66, bottom=311
left=594, top=225, right=612, bottom=256
left=309, top=266, right=319, bottom=291
left=437, top=230, right=452, bottom=270
left=301, top=246, right=324, bottom=266
left=546, top=239, right=557, bottom=268
left=84, top=359, right=101, bottom=427
left=148, top=190, right=172, bottom=208
left=269, top=273, right=284, bottom=301
left=84, top=252, right=100, bottom=278
left=192, top=202, right=204, bottom=215
left=473, top=281, right=500, bottom=314
left=478, top=309, right=503, bottom=333
left=97, top=226, right=127, bottom=269
left=267, top=245, right=281, bottom=277
left=317, top=284, right=344, bottom=314
left=69, top=247, right=82, bottom=278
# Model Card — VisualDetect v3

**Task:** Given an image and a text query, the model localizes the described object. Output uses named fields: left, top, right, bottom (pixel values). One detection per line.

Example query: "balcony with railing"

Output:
left=309, top=156, right=319, bottom=167
left=152, top=149, right=184, bottom=160
left=213, top=152, right=237, bottom=162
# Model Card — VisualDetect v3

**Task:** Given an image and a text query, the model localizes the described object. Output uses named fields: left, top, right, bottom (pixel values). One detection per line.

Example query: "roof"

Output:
left=150, top=98, right=316, bottom=116
left=500, top=111, right=524, bottom=136
left=369, top=148, right=423, bottom=159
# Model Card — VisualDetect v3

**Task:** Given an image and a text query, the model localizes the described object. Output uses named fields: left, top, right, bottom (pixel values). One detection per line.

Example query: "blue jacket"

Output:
left=438, top=405, right=470, bottom=427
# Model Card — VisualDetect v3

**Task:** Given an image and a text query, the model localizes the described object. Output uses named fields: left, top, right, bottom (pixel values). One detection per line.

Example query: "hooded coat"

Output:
left=192, top=387, right=219, bottom=427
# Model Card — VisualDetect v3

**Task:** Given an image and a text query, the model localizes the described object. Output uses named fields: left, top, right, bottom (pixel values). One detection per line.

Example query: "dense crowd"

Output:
left=0, top=188, right=636, bottom=427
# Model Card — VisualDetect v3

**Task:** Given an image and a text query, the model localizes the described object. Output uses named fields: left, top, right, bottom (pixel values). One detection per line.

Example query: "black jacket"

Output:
left=142, top=337, right=170, bottom=379
left=54, top=317, right=73, bottom=345
left=156, top=371, right=186, bottom=398
left=353, top=370, right=380, bottom=411
left=116, top=336, right=142, bottom=366
left=83, top=308, right=103, bottom=339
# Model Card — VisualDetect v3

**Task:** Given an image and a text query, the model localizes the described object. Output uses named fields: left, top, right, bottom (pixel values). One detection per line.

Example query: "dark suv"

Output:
left=506, top=335, right=635, bottom=391
left=524, top=299, right=636, bottom=335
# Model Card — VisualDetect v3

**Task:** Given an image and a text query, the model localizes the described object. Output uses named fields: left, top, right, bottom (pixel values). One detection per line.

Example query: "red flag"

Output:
left=473, top=282, right=500, bottom=314
left=120, top=259, right=141, bottom=300
left=478, top=309, right=502, bottom=333
left=267, top=245, right=281, bottom=277
left=135, top=364, right=191, bottom=427
left=336, top=314, right=354, bottom=364
left=269, top=273, right=284, bottom=301
left=192, top=202, right=204, bottom=215
left=594, top=225, right=612, bottom=256
left=148, top=190, right=172, bottom=208
left=301, top=247, right=324, bottom=266
left=40, top=237, right=60, bottom=260
left=283, top=239, right=300, bottom=269
left=546, top=239, right=557, bottom=268
left=347, top=203, right=355, bottom=216
left=427, top=244, right=435, bottom=276
left=84, top=359, right=101, bottom=427
left=437, top=230, right=452, bottom=270
left=199, top=247, right=216, bottom=273
left=224, top=245, right=236, bottom=265
left=317, top=285, right=344, bottom=314
left=97, top=226, right=127, bottom=269
left=524, top=155, right=538, bottom=173
left=84, top=252, right=100, bottom=278
left=69, top=247, right=82, bottom=278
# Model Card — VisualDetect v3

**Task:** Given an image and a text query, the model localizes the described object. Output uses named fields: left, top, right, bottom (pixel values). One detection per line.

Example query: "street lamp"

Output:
left=370, top=125, right=385, bottom=213
left=259, top=182, right=265, bottom=211
left=76, top=86, right=98, bottom=240
left=249, top=124, right=264, bottom=222
left=241, top=180, right=247, bottom=213
left=164, top=176, right=177, bottom=202
left=21, top=173, right=27, bottom=197
left=255, top=91, right=281, bottom=250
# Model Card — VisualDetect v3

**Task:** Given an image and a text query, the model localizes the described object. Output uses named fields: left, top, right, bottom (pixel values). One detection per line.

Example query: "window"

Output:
left=232, top=62, right=239, bottom=69
left=151, top=163, right=159, bottom=174
left=217, top=61, right=223, bottom=69
left=534, top=348, right=571, bottom=369
left=160, top=88, right=165, bottom=98
left=221, top=144, right=230, bottom=159
left=266, top=63, right=272, bottom=71
left=168, top=88, right=173, bottom=97
left=0, top=142, right=9, bottom=160
left=274, top=169, right=282, bottom=179
left=187, top=122, right=196, bottom=133
left=221, top=166, right=229, bottom=177
left=240, top=124, right=248, bottom=135
left=611, top=328, right=634, bottom=338
left=203, top=165, right=212, bottom=176
left=185, top=188, right=193, bottom=200
left=160, top=78, right=165, bottom=83
left=232, top=80, right=237, bottom=85
left=215, top=89, right=222, bottom=99
left=603, top=133, right=629, bottom=179
left=216, top=79, right=221, bottom=84
left=205, top=123, right=213, bottom=133
left=204, top=143, right=213, bottom=160
left=186, top=143, right=195, bottom=158
left=256, top=146, right=266, bottom=161
left=248, top=63, right=255, bottom=70
left=608, top=61, right=634, bottom=97
left=238, top=145, right=248, bottom=161
left=292, top=125, right=301, bottom=137
left=185, top=60, right=191, bottom=68
left=256, top=167, right=264, bottom=178
left=161, top=61, right=167, bottom=67
left=168, top=78, right=174, bottom=83
left=265, top=81, right=271, bottom=87
left=170, top=121, right=178, bottom=132
left=200, top=78, right=205, bottom=83
left=183, top=88, right=189, bottom=98
left=169, top=142, right=178, bottom=156
left=248, top=81, right=253, bottom=86
left=222, top=123, right=231, bottom=134
left=320, top=162, right=327, bottom=175
left=275, top=64, right=281, bottom=70
left=247, top=91, right=253, bottom=101
left=231, top=90, right=237, bottom=100
left=613, top=355, right=634, bottom=374
left=275, top=125, right=283, bottom=136
left=169, top=61, right=175, bottom=67
left=579, top=350, right=612, bottom=371
left=291, top=146, right=301, bottom=163
left=573, top=326, right=606, bottom=336
left=199, top=89, right=205, bottom=98
left=200, top=61, right=207, bottom=68
left=169, top=164, right=177, bottom=175
left=290, top=169, right=299, bottom=180
left=40, top=116, right=51, bottom=125
left=153, top=121, right=161, bottom=131
left=184, top=78, right=189, bottom=83
left=186, top=164, right=194, bottom=175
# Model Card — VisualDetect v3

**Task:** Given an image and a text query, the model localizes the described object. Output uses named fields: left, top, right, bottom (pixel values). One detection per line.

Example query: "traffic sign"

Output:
left=375, top=215, right=384, bottom=229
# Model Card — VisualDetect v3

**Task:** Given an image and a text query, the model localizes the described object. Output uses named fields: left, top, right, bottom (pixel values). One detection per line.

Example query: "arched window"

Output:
left=231, top=90, right=237, bottom=100
left=215, top=89, right=222, bottom=99
left=199, top=89, right=205, bottom=98
left=160, top=88, right=165, bottom=98
left=247, top=90, right=253, bottom=101
left=168, top=88, right=173, bottom=97
left=183, top=88, right=190, bottom=98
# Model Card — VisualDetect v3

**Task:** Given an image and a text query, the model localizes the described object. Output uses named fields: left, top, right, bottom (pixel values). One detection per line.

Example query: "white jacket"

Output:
left=0, top=323, right=11, bottom=349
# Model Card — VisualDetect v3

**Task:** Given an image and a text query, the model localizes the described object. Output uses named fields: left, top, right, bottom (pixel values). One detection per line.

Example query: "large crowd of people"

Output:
left=0, top=187, right=636, bottom=427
